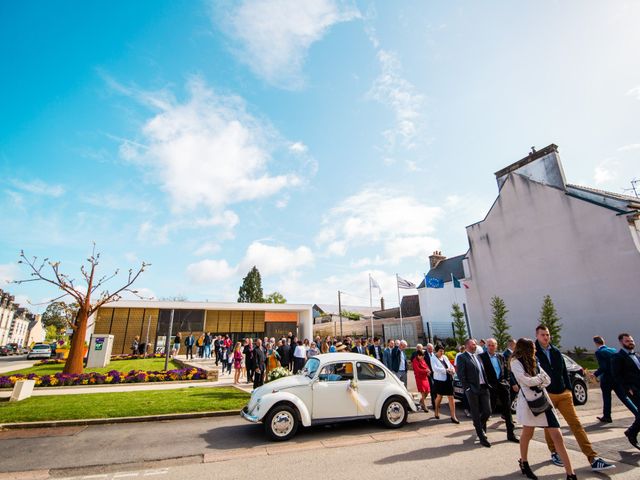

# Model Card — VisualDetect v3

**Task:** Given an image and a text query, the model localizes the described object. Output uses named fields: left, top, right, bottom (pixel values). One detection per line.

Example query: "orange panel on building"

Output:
left=264, top=311, right=298, bottom=323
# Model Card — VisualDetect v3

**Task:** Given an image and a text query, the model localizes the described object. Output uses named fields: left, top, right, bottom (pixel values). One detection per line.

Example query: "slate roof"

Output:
left=417, top=254, right=466, bottom=288
left=566, top=184, right=640, bottom=204
left=373, top=294, right=420, bottom=318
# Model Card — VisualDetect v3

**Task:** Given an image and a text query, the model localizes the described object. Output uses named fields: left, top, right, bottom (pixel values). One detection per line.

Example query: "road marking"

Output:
left=142, top=470, right=169, bottom=476
left=113, top=474, right=138, bottom=479
left=82, top=476, right=108, bottom=479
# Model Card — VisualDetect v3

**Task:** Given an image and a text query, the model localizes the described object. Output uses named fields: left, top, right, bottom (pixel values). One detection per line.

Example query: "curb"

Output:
left=0, top=409, right=241, bottom=430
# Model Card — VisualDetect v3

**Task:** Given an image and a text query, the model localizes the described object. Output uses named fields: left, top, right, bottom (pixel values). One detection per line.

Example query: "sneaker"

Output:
left=550, top=452, right=564, bottom=467
left=591, top=457, right=615, bottom=471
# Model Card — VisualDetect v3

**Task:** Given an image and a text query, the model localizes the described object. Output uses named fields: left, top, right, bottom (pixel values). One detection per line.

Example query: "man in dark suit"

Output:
left=243, top=338, right=254, bottom=384
left=593, top=335, right=620, bottom=423
left=456, top=338, right=492, bottom=447
left=479, top=338, right=518, bottom=443
left=352, top=338, right=366, bottom=355
left=253, top=339, right=266, bottom=389
left=367, top=337, right=384, bottom=361
left=611, top=333, right=640, bottom=450
left=502, top=338, right=519, bottom=404
left=277, top=339, right=290, bottom=370
left=390, top=340, right=408, bottom=386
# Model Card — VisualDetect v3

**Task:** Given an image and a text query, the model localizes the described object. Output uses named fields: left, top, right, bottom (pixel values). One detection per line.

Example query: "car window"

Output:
left=303, top=357, right=320, bottom=377
left=318, top=362, right=354, bottom=382
left=356, top=362, right=385, bottom=381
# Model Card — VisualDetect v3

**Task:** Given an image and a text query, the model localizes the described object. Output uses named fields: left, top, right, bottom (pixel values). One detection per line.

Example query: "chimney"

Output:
left=380, top=297, right=385, bottom=310
left=429, top=251, right=446, bottom=269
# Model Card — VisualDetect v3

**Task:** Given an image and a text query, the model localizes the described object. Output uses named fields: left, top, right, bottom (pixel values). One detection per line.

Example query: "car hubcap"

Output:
left=574, top=384, right=587, bottom=403
left=386, top=401, right=405, bottom=424
left=271, top=411, right=294, bottom=437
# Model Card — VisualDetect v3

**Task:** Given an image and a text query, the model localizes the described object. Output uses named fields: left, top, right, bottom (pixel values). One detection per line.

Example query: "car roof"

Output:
left=313, top=352, right=385, bottom=366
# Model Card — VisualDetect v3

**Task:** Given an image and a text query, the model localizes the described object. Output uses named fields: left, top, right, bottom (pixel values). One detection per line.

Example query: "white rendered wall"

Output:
left=465, top=174, right=640, bottom=350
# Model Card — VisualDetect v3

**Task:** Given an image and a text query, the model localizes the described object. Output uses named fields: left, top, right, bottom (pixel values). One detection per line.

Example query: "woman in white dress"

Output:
left=510, top=338, right=576, bottom=480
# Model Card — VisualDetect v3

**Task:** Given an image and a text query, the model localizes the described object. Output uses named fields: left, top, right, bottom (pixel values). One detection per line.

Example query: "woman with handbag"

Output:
left=431, top=345, right=459, bottom=423
left=511, top=338, right=576, bottom=480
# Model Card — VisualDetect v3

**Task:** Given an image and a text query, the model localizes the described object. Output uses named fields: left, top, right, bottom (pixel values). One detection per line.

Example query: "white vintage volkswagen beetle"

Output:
left=240, top=352, right=417, bottom=441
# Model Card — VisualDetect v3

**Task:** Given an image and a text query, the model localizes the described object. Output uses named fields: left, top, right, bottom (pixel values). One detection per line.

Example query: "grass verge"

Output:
left=0, top=387, right=248, bottom=423
left=4, top=358, right=181, bottom=376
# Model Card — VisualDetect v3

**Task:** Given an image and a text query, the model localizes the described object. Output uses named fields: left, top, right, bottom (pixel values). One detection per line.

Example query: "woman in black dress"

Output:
left=431, top=345, right=459, bottom=423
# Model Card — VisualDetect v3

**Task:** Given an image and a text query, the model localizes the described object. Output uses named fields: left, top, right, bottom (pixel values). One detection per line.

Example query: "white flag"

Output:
left=397, top=276, right=416, bottom=289
left=369, top=275, right=382, bottom=295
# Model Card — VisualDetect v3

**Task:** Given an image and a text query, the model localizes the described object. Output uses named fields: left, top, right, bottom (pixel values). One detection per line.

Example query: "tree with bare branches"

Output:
left=14, top=244, right=148, bottom=374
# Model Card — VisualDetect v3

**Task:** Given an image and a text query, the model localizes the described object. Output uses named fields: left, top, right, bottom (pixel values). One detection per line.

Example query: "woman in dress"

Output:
left=431, top=345, right=459, bottom=423
left=411, top=349, right=431, bottom=412
left=266, top=342, right=280, bottom=374
left=511, top=338, right=576, bottom=480
left=232, top=342, right=243, bottom=384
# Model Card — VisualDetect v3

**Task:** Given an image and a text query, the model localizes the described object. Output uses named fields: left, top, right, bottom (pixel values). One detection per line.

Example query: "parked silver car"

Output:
left=27, top=343, right=52, bottom=359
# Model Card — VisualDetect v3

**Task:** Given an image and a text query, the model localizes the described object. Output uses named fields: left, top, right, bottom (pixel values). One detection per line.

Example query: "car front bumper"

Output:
left=241, top=406, right=259, bottom=423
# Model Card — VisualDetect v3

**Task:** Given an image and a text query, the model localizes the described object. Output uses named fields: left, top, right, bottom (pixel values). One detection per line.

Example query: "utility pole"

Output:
left=338, top=290, right=343, bottom=338
left=623, top=178, right=640, bottom=198
left=163, top=309, right=174, bottom=371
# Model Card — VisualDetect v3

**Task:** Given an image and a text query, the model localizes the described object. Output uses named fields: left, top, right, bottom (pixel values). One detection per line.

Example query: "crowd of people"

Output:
left=169, top=327, right=640, bottom=480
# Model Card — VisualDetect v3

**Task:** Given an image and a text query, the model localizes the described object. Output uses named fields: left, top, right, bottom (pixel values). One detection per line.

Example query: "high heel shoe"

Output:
left=566, top=475, right=577, bottom=480
left=451, top=417, right=460, bottom=424
left=518, top=459, right=537, bottom=480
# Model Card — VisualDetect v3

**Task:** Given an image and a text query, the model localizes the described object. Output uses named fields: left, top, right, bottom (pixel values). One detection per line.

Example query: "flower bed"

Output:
left=35, top=353, right=166, bottom=366
left=0, top=367, right=207, bottom=389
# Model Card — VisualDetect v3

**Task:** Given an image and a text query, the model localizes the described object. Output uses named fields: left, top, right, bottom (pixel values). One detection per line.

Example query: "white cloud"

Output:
left=241, top=241, right=314, bottom=275
left=289, top=141, right=308, bottom=153
left=627, top=85, right=640, bottom=100
left=220, top=0, right=360, bottom=88
left=187, top=259, right=237, bottom=283
left=594, top=159, right=619, bottom=185
left=0, top=263, right=20, bottom=284
left=319, top=187, right=442, bottom=264
left=121, top=78, right=304, bottom=215
left=194, top=241, right=221, bottom=256
left=121, top=287, right=156, bottom=300
left=11, top=179, right=65, bottom=197
left=137, top=211, right=238, bottom=246
left=368, top=49, right=425, bottom=154
left=617, top=143, right=640, bottom=152
left=187, top=241, right=314, bottom=284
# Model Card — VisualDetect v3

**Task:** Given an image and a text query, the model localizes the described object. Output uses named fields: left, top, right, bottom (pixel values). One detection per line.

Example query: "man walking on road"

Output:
left=479, top=338, right=518, bottom=443
left=535, top=325, right=615, bottom=472
left=457, top=338, right=492, bottom=448
left=611, top=333, right=640, bottom=450
left=391, top=340, right=409, bottom=387
left=593, top=335, right=621, bottom=423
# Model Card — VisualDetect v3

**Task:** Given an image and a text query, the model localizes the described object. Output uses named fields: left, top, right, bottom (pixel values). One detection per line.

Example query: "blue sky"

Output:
left=1, top=1, right=639, bottom=311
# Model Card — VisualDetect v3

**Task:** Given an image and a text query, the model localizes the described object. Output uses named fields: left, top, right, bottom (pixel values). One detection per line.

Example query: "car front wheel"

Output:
left=381, top=397, right=408, bottom=428
left=572, top=380, right=588, bottom=405
left=264, top=404, right=299, bottom=441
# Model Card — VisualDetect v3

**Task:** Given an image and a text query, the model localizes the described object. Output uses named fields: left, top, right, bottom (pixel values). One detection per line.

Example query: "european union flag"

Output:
left=425, top=275, right=444, bottom=288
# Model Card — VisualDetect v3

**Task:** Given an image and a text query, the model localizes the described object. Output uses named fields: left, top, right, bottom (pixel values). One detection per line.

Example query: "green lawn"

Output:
left=4, top=358, right=181, bottom=376
left=0, top=387, right=249, bottom=423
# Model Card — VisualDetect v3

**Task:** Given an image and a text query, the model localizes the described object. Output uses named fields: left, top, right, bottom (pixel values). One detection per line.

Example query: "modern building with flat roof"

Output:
left=90, top=300, right=313, bottom=355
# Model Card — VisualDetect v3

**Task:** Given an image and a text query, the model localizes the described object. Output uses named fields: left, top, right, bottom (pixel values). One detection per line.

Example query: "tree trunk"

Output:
left=63, top=306, right=89, bottom=375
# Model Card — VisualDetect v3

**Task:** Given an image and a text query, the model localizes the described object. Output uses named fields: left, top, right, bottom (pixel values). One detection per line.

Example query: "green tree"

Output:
left=490, top=296, right=511, bottom=350
left=264, top=291, right=286, bottom=304
left=539, top=294, right=563, bottom=348
left=340, top=310, right=361, bottom=320
left=451, top=303, right=467, bottom=346
left=41, top=301, right=78, bottom=332
left=238, top=266, right=264, bottom=303
left=44, top=325, right=59, bottom=342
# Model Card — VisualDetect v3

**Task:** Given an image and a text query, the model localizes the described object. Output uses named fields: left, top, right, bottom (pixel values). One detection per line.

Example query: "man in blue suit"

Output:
left=593, top=336, right=618, bottom=423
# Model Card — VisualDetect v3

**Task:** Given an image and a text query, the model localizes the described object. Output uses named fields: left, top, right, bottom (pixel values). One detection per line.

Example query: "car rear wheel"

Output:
left=264, top=404, right=299, bottom=441
left=572, top=380, right=588, bottom=405
left=381, top=397, right=408, bottom=428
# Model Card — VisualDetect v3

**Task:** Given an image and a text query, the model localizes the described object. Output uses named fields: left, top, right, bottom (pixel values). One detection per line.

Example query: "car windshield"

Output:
left=300, top=358, right=320, bottom=378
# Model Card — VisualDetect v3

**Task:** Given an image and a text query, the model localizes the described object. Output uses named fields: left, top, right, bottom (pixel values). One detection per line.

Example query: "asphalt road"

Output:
left=0, top=389, right=638, bottom=479
left=0, top=354, right=35, bottom=374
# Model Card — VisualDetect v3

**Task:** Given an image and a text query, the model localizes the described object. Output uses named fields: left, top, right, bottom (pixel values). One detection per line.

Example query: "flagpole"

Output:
left=396, top=274, right=404, bottom=341
left=368, top=274, right=374, bottom=339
